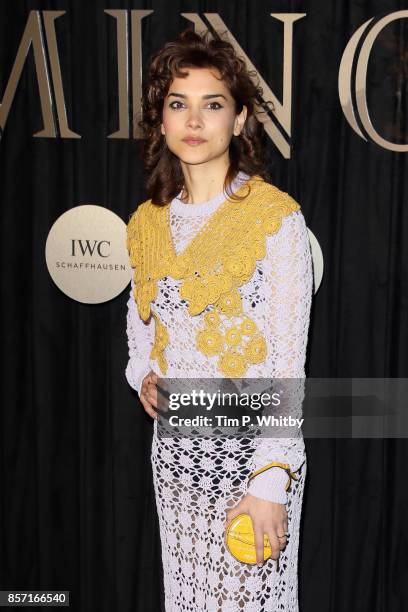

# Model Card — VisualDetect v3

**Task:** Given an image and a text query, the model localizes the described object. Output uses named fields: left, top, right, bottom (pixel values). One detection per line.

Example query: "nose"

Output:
left=186, top=107, right=204, bottom=130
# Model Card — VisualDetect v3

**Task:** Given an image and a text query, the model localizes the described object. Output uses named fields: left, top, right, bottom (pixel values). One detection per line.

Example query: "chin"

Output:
left=177, top=153, right=211, bottom=164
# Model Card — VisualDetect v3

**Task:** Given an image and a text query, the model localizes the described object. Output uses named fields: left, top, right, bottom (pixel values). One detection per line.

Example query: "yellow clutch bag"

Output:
left=224, top=461, right=299, bottom=566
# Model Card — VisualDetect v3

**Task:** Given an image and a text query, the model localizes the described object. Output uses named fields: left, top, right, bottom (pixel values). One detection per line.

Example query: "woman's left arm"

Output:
left=246, top=208, right=314, bottom=504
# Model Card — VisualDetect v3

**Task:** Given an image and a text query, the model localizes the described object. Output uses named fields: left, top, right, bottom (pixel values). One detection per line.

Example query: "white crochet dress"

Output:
left=125, top=172, right=313, bottom=611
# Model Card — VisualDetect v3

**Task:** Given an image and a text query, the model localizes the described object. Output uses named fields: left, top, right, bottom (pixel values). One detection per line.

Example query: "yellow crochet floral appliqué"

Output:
left=243, top=336, right=268, bottom=364
left=225, top=326, right=242, bottom=347
left=196, top=329, right=224, bottom=356
left=216, top=290, right=243, bottom=317
left=197, top=300, right=268, bottom=377
left=218, top=350, right=247, bottom=378
left=126, top=175, right=300, bottom=376
left=204, top=311, right=222, bottom=328
left=240, top=317, right=257, bottom=336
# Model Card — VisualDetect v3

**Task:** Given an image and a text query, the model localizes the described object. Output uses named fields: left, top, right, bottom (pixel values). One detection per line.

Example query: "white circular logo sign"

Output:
left=307, top=228, right=324, bottom=293
left=45, top=204, right=132, bottom=303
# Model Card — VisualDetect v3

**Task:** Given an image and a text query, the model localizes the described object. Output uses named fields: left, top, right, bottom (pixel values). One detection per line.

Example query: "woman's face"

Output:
left=161, top=67, right=247, bottom=167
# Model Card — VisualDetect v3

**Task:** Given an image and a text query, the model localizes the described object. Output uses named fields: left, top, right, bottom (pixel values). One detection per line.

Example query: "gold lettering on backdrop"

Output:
left=43, top=12, right=80, bottom=138
left=0, top=10, right=79, bottom=138
left=132, top=11, right=152, bottom=139
left=0, top=11, right=55, bottom=136
left=339, top=10, right=408, bottom=152
left=105, top=9, right=153, bottom=139
left=181, top=12, right=306, bottom=159
left=105, top=10, right=129, bottom=138
left=3, top=9, right=406, bottom=152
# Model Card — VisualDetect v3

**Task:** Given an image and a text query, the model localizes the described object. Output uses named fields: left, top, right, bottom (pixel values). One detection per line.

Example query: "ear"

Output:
left=234, top=104, right=248, bottom=136
left=161, top=123, right=165, bottom=136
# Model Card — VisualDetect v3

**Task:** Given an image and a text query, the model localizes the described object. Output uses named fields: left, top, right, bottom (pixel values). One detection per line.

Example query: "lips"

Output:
left=183, top=137, right=206, bottom=145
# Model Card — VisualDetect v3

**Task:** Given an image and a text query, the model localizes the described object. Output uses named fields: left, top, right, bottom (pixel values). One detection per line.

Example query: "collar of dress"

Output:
left=126, top=174, right=300, bottom=376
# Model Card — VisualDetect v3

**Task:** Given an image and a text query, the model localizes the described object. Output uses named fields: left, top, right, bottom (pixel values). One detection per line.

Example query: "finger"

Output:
left=275, top=531, right=288, bottom=551
left=143, top=385, right=154, bottom=406
left=277, top=514, right=289, bottom=549
left=278, top=538, right=287, bottom=551
left=145, top=372, right=155, bottom=386
left=253, top=524, right=266, bottom=565
left=146, top=381, right=158, bottom=409
left=224, top=498, right=249, bottom=527
left=156, top=383, right=169, bottom=413
left=277, top=520, right=289, bottom=550
left=265, top=531, right=281, bottom=561
left=142, top=371, right=152, bottom=387
left=225, top=510, right=241, bottom=529
left=224, top=506, right=239, bottom=528
left=140, top=395, right=158, bottom=420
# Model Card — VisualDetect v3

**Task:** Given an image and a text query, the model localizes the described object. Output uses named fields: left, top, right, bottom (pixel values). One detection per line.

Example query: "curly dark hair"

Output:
left=138, top=27, right=274, bottom=206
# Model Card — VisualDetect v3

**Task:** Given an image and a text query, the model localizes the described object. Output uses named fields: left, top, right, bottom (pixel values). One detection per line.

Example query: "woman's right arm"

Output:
left=125, top=277, right=155, bottom=397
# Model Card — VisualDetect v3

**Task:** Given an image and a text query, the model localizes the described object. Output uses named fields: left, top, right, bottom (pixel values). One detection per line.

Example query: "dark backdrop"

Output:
left=0, top=1, right=407, bottom=611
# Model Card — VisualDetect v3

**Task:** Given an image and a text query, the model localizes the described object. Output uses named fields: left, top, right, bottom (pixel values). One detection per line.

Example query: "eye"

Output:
left=169, top=101, right=185, bottom=110
left=207, top=101, right=223, bottom=110
left=168, top=101, right=224, bottom=110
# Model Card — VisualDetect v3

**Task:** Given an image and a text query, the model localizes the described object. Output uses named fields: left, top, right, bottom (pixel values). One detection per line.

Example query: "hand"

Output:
left=225, top=493, right=288, bottom=567
left=139, top=370, right=159, bottom=420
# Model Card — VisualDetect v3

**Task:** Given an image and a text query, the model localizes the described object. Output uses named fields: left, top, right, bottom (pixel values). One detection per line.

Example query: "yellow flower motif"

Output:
left=213, top=272, right=234, bottom=294
left=216, top=290, right=243, bottom=316
left=179, top=272, right=234, bottom=314
left=223, top=255, right=255, bottom=280
left=218, top=350, right=247, bottom=378
left=180, top=277, right=208, bottom=315
left=243, top=336, right=267, bottom=364
left=225, top=326, right=242, bottom=347
left=197, top=329, right=224, bottom=356
left=198, top=274, right=223, bottom=303
left=271, top=203, right=290, bottom=217
left=240, top=317, right=257, bottom=336
left=260, top=216, right=282, bottom=234
left=188, top=291, right=208, bottom=316
left=204, top=310, right=221, bottom=328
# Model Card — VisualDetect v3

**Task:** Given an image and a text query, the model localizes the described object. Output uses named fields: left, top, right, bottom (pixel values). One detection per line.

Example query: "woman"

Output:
left=125, top=28, right=313, bottom=611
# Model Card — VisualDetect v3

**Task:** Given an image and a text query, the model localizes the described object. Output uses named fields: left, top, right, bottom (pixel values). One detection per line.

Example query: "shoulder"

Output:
left=127, top=199, right=152, bottom=231
left=248, top=178, right=309, bottom=243
left=126, top=199, right=153, bottom=263
left=248, top=175, right=301, bottom=215
left=127, top=199, right=163, bottom=248
left=265, top=205, right=310, bottom=256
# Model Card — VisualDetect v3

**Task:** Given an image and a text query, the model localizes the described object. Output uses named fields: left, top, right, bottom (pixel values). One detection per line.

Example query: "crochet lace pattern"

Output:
left=126, top=175, right=302, bottom=379
left=125, top=172, right=313, bottom=610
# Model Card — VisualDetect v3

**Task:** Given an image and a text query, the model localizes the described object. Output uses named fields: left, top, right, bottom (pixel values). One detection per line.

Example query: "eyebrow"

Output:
left=167, top=93, right=227, bottom=100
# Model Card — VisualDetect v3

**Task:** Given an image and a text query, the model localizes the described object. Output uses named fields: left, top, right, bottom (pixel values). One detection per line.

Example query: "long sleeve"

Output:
left=125, top=277, right=155, bottom=396
left=246, top=209, right=313, bottom=504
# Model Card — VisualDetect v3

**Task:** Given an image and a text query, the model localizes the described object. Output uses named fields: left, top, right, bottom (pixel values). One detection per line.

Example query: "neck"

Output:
left=179, top=158, right=231, bottom=204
